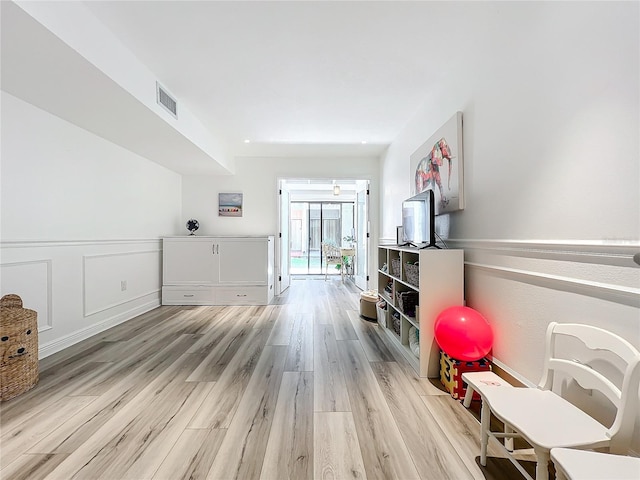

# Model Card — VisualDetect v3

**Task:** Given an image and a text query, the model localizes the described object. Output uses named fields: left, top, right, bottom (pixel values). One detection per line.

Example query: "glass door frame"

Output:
left=290, top=201, right=354, bottom=275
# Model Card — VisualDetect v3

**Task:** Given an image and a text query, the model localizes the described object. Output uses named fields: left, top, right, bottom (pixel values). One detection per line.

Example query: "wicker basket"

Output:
left=1, top=294, right=39, bottom=401
left=391, top=258, right=401, bottom=277
left=405, top=262, right=419, bottom=287
left=396, top=290, right=419, bottom=317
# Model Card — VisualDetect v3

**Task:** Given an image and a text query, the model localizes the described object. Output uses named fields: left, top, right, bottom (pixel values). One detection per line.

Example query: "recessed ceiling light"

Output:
left=361, top=140, right=367, bottom=144
left=244, top=139, right=251, bottom=143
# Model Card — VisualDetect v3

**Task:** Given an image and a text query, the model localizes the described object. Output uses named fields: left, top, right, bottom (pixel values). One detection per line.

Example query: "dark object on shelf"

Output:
left=391, top=258, right=401, bottom=277
left=1, top=294, right=39, bottom=401
left=384, top=280, right=393, bottom=295
left=396, top=290, right=419, bottom=317
left=186, top=219, right=200, bottom=235
left=405, top=262, right=419, bottom=287
left=392, top=312, right=401, bottom=336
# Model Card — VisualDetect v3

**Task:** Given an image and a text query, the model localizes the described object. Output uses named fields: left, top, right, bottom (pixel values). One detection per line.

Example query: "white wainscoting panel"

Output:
left=1, top=239, right=162, bottom=359
left=83, top=249, right=162, bottom=317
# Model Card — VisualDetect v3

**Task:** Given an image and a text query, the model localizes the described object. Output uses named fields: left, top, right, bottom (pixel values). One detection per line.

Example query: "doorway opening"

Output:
left=277, top=178, right=369, bottom=293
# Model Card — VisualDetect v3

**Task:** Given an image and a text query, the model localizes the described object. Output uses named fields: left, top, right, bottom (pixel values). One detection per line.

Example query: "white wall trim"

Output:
left=82, top=249, right=162, bottom=259
left=447, top=239, right=640, bottom=268
left=38, top=298, right=160, bottom=359
left=0, top=259, right=53, bottom=332
left=466, top=262, right=640, bottom=308
left=1, top=238, right=162, bottom=248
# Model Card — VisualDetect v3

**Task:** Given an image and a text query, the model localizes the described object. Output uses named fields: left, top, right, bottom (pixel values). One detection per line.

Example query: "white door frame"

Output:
left=354, top=180, right=369, bottom=291
left=276, top=177, right=370, bottom=291
left=276, top=179, right=291, bottom=295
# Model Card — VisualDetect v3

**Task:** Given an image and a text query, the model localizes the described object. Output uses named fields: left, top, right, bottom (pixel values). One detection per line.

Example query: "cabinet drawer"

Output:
left=162, top=286, right=214, bottom=305
left=216, top=286, right=267, bottom=305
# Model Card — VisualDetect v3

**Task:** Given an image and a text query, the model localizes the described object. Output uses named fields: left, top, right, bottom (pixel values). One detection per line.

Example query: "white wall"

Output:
left=0, top=92, right=183, bottom=357
left=379, top=2, right=640, bottom=450
left=182, top=156, right=379, bottom=285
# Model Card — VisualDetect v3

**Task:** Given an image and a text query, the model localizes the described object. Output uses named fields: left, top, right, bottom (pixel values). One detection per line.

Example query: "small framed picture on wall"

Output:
left=218, top=193, right=243, bottom=217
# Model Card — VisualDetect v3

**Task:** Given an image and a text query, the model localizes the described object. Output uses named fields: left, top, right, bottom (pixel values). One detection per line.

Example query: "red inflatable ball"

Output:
left=434, top=306, right=493, bottom=361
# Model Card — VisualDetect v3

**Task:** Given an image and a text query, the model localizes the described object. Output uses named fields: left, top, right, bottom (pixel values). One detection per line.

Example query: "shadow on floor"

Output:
left=476, top=456, right=537, bottom=480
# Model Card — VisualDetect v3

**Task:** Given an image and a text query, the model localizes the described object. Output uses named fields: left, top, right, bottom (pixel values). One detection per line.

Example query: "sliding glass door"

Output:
left=290, top=202, right=354, bottom=275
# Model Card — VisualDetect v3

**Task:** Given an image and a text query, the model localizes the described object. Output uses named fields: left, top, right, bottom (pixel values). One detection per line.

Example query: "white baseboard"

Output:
left=38, top=299, right=160, bottom=359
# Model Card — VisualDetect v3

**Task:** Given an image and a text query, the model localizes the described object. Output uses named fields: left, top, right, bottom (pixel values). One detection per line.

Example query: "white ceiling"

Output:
left=79, top=1, right=504, bottom=157
left=2, top=1, right=513, bottom=172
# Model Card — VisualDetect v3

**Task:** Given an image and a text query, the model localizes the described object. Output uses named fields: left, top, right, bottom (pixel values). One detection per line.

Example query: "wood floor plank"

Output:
left=205, top=345, right=288, bottom=480
left=251, top=305, right=278, bottom=330
left=260, top=371, right=314, bottom=480
left=266, top=305, right=297, bottom=345
left=313, top=324, right=351, bottom=412
left=186, top=308, right=257, bottom=382
left=73, top=335, right=203, bottom=397
left=175, top=306, right=223, bottom=335
left=152, top=428, right=226, bottom=480
left=314, top=411, right=367, bottom=480
left=420, top=394, right=514, bottom=479
left=346, top=310, right=394, bottom=362
left=120, top=382, right=216, bottom=480
left=96, top=306, right=184, bottom=343
left=0, top=361, right=113, bottom=432
left=312, top=289, right=333, bottom=324
left=337, top=340, right=420, bottom=480
left=184, top=306, right=246, bottom=357
left=0, top=453, right=69, bottom=480
left=330, top=308, right=358, bottom=341
left=0, top=395, right=97, bottom=470
left=188, top=326, right=269, bottom=429
left=372, top=361, right=478, bottom=480
left=284, top=313, right=314, bottom=371
left=28, top=335, right=201, bottom=455
left=1, top=279, right=523, bottom=480
left=43, top=353, right=213, bottom=479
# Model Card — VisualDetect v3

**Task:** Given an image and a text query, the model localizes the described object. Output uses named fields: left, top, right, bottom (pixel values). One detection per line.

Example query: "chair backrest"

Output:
left=321, top=243, right=341, bottom=264
left=538, top=322, right=640, bottom=452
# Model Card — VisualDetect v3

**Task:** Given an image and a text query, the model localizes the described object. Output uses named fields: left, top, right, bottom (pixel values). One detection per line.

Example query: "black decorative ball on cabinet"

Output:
left=186, top=219, right=199, bottom=235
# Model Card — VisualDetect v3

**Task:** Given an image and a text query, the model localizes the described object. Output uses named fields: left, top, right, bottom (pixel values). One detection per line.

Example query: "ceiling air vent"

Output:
left=156, top=82, right=177, bottom=118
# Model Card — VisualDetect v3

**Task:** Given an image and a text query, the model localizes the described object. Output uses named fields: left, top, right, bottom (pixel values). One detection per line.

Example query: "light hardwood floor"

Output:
left=0, top=277, right=532, bottom=480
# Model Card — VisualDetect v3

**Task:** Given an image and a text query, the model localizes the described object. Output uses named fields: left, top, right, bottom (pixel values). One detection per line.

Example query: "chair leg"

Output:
left=480, top=399, right=490, bottom=466
left=534, top=448, right=550, bottom=480
left=462, top=385, right=475, bottom=408
left=505, top=425, right=514, bottom=451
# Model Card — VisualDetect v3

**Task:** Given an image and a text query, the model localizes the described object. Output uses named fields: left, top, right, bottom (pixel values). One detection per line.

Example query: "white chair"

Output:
left=469, top=322, right=640, bottom=480
left=550, top=448, right=640, bottom=480
left=321, top=242, right=342, bottom=281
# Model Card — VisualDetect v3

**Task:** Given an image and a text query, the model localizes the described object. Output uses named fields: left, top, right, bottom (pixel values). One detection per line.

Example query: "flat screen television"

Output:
left=401, top=189, right=438, bottom=249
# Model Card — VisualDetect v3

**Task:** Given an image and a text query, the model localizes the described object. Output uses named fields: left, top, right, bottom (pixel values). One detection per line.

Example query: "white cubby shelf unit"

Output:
left=377, top=245, right=464, bottom=377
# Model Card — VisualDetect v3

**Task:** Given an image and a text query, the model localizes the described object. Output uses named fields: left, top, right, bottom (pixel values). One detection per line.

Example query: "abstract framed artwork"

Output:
left=410, top=111, right=464, bottom=214
left=218, top=193, right=243, bottom=217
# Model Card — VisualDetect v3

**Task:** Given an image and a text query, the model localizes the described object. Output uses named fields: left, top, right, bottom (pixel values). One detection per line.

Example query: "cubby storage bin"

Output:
left=377, top=245, right=464, bottom=378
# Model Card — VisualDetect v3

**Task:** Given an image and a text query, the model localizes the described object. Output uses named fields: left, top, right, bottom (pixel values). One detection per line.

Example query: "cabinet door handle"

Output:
left=183, top=294, right=195, bottom=297
left=216, top=244, right=219, bottom=254
left=212, top=244, right=215, bottom=255
left=236, top=294, right=247, bottom=297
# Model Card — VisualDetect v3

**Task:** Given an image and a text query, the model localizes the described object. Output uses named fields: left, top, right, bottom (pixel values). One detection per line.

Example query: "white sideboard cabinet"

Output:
left=162, top=236, right=275, bottom=305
